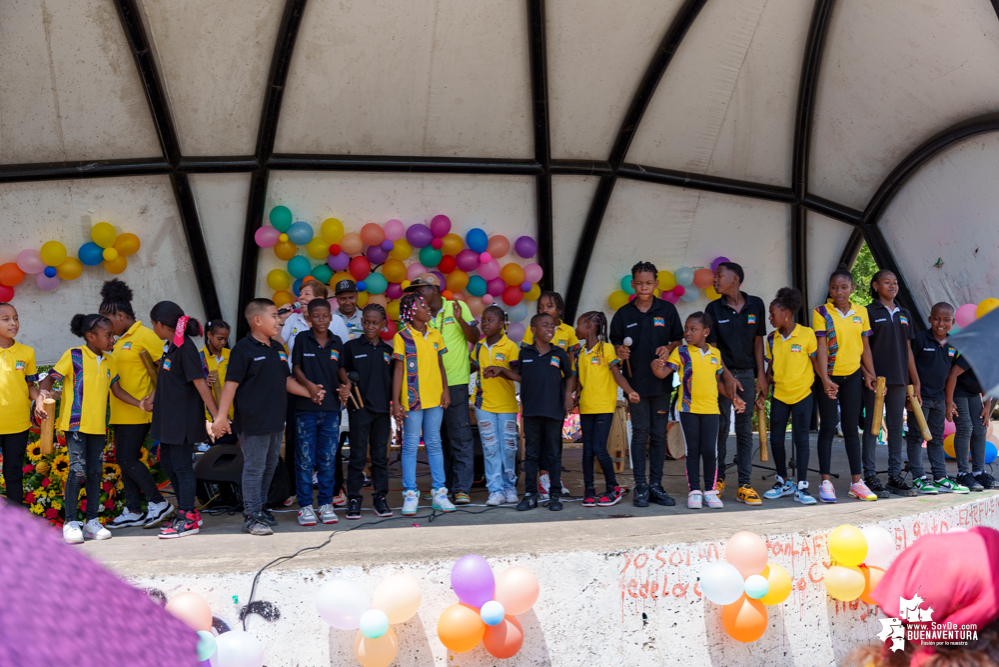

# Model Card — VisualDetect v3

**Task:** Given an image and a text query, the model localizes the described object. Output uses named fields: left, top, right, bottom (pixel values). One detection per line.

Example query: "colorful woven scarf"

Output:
left=678, top=346, right=693, bottom=413
left=68, top=348, right=85, bottom=431
left=400, top=327, right=421, bottom=410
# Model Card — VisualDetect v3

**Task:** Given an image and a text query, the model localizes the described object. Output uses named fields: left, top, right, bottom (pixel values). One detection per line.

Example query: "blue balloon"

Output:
left=466, top=228, right=488, bottom=254
left=506, top=302, right=528, bottom=322
left=680, top=286, right=700, bottom=302
left=743, top=574, right=770, bottom=600
left=479, top=600, right=505, bottom=627
left=356, top=280, right=367, bottom=292
left=986, top=440, right=998, bottom=464
left=292, top=278, right=303, bottom=296
left=364, top=272, right=387, bottom=295
left=287, top=255, right=312, bottom=279
left=286, top=221, right=314, bottom=245
left=467, top=275, right=487, bottom=297
left=44, top=266, right=57, bottom=278
left=78, top=242, right=104, bottom=266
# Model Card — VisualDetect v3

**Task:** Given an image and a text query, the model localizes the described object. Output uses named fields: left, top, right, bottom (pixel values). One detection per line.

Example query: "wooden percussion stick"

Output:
left=757, top=403, right=769, bottom=462
left=138, top=350, right=158, bottom=388
left=38, top=398, right=56, bottom=456
left=871, top=377, right=887, bottom=436
left=907, top=385, right=932, bottom=442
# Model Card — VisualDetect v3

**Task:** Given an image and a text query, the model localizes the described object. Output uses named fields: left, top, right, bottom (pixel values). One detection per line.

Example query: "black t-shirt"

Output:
left=866, top=301, right=915, bottom=385
left=518, top=344, right=573, bottom=420
left=910, top=330, right=956, bottom=401
left=609, top=297, right=683, bottom=396
left=292, top=329, right=343, bottom=412
left=954, top=354, right=983, bottom=398
left=705, top=293, right=767, bottom=371
left=226, top=334, right=291, bottom=436
left=151, top=337, right=208, bottom=445
left=342, top=336, right=395, bottom=414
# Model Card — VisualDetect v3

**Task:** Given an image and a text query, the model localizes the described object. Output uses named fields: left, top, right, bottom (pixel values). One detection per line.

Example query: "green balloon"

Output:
left=311, top=264, right=333, bottom=283
left=269, top=205, right=293, bottom=233
left=419, top=245, right=442, bottom=268
left=364, top=272, right=388, bottom=295
left=620, top=275, right=635, bottom=295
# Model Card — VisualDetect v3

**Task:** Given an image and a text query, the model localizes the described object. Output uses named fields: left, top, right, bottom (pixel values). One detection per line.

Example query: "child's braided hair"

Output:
left=362, top=303, right=386, bottom=321
left=537, top=291, right=564, bottom=321
left=869, top=269, right=896, bottom=300
left=482, top=305, right=509, bottom=333
left=580, top=310, right=609, bottom=360
left=399, top=293, right=424, bottom=325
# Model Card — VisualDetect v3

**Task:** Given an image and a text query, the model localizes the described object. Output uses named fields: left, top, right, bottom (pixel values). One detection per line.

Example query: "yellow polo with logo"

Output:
left=0, top=341, right=38, bottom=434
left=393, top=326, right=448, bottom=411
left=666, top=344, right=723, bottom=414
left=765, top=325, right=818, bottom=404
left=109, top=321, right=163, bottom=424
left=577, top=342, right=622, bottom=414
left=812, top=301, right=872, bottom=376
left=51, top=346, right=120, bottom=435
left=201, top=346, right=233, bottom=419
left=471, top=335, right=520, bottom=413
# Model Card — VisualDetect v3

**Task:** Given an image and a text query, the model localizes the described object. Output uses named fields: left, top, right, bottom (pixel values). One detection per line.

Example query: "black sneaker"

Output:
left=957, top=472, right=985, bottom=492
left=887, top=475, right=917, bottom=497
left=548, top=491, right=563, bottom=511
left=633, top=482, right=650, bottom=508
left=254, top=509, right=277, bottom=527
left=372, top=495, right=393, bottom=517
left=346, top=497, right=362, bottom=520
left=649, top=484, right=676, bottom=506
left=974, top=471, right=999, bottom=490
left=864, top=475, right=890, bottom=499
left=581, top=489, right=596, bottom=507
left=159, top=511, right=199, bottom=539
left=597, top=486, right=625, bottom=507
left=242, top=515, right=273, bottom=536
left=516, top=492, right=538, bottom=511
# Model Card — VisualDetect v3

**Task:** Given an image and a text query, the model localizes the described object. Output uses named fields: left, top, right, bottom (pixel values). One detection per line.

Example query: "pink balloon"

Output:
left=944, top=419, right=956, bottom=438
left=406, top=263, right=427, bottom=281
left=478, top=260, right=500, bottom=281
left=16, top=249, right=45, bottom=275
left=487, top=277, right=506, bottom=297
left=507, top=322, right=525, bottom=343
left=663, top=290, right=680, bottom=304
left=456, top=249, right=480, bottom=272
left=725, top=531, right=768, bottom=578
left=384, top=219, right=405, bottom=241
left=35, top=273, right=60, bottom=291
left=523, top=263, right=543, bottom=284
left=479, top=252, right=493, bottom=264
left=672, top=285, right=686, bottom=297
left=386, top=283, right=403, bottom=300
left=254, top=226, right=281, bottom=248
left=482, top=293, right=494, bottom=305
left=430, top=215, right=451, bottom=238
left=956, top=303, right=978, bottom=328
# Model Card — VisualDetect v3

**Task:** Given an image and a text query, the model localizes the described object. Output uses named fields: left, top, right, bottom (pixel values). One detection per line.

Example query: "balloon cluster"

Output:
left=0, top=223, right=141, bottom=301
left=608, top=256, right=730, bottom=310
left=954, top=297, right=999, bottom=332
left=699, top=531, right=791, bottom=643
left=316, top=573, right=422, bottom=667
left=164, top=591, right=263, bottom=667
left=942, top=418, right=999, bottom=463
left=438, top=556, right=539, bottom=659
left=258, top=207, right=543, bottom=343
left=824, top=524, right=895, bottom=603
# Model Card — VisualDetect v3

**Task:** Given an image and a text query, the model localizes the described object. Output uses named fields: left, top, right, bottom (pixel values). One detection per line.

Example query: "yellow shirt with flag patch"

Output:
left=110, top=321, right=163, bottom=424
left=471, top=335, right=520, bottom=414
left=577, top=342, right=622, bottom=414
left=811, top=301, right=872, bottom=376
left=666, top=344, right=723, bottom=414
left=765, top=325, right=818, bottom=404
left=51, top=346, right=119, bottom=435
left=201, top=346, right=233, bottom=420
left=0, top=341, right=38, bottom=434
left=393, top=326, right=448, bottom=411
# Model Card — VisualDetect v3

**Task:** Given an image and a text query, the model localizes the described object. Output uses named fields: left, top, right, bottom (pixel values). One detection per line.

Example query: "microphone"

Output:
left=622, top=337, right=634, bottom=376
left=347, top=371, right=365, bottom=409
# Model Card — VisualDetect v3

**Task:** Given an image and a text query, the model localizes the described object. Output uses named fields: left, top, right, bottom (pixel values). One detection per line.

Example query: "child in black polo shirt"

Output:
left=212, top=298, right=323, bottom=537
left=339, top=303, right=396, bottom=519
left=500, top=313, right=575, bottom=511
left=292, top=299, right=345, bottom=526
left=946, top=350, right=998, bottom=491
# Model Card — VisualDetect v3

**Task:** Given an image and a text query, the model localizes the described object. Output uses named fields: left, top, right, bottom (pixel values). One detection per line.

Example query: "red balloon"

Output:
left=0, top=285, right=14, bottom=301
left=502, top=285, right=523, bottom=306
left=438, top=255, right=457, bottom=274
left=379, top=318, right=398, bottom=341
left=329, top=244, right=341, bottom=255
left=349, top=256, right=371, bottom=280
left=483, top=616, right=523, bottom=659
left=673, top=285, right=686, bottom=297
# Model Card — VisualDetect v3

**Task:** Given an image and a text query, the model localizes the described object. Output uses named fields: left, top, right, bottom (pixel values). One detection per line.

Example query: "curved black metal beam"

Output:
left=563, top=0, right=709, bottom=321
left=236, top=0, right=309, bottom=338
left=617, top=164, right=796, bottom=204
left=112, top=0, right=222, bottom=321
left=267, top=154, right=542, bottom=175
left=0, top=158, right=170, bottom=183
left=527, top=0, right=554, bottom=291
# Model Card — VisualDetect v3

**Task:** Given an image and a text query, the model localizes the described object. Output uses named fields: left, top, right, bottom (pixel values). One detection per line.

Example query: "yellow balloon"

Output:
left=759, top=564, right=792, bottom=606
left=267, top=269, right=291, bottom=291
left=113, top=233, right=141, bottom=256
left=400, top=280, right=411, bottom=291
left=354, top=627, right=397, bottom=667
left=977, top=298, right=999, bottom=319
left=331, top=271, right=353, bottom=286
left=103, top=248, right=119, bottom=262
left=389, top=239, right=412, bottom=260
left=608, top=290, right=630, bottom=310
left=657, top=270, right=676, bottom=291
left=440, top=233, right=464, bottom=256
left=56, top=257, right=83, bottom=281
left=321, top=218, right=344, bottom=244
left=274, top=240, right=297, bottom=261
left=386, top=299, right=400, bottom=321
left=307, top=237, right=330, bottom=259
left=357, top=291, right=369, bottom=307
left=825, top=565, right=866, bottom=601
left=382, top=258, right=406, bottom=284
left=706, top=286, right=721, bottom=300
left=40, top=241, right=67, bottom=267
left=103, top=255, right=128, bottom=275
left=944, top=433, right=956, bottom=458
left=524, top=283, right=541, bottom=301
left=279, top=233, right=289, bottom=242
left=829, top=524, right=868, bottom=567
left=91, top=222, right=117, bottom=249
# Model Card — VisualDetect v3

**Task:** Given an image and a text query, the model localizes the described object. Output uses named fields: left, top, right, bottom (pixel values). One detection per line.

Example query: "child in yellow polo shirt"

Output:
left=472, top=305, right=522, bottom=506
left=760, top=288, right=824, bottom=506
left=0, top=303, right=41, bottom=508
left=39, top=314, right=150, bottom=544
left=575, top=311, right=639, bottom=508
left=201, top=319, right=234, bottom=422
left=653, top=312, right=745, bottom=509
left=392, top=292, right=454, bottom=516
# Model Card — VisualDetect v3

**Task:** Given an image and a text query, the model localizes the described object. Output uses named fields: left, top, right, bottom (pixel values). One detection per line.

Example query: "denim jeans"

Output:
left=64, top=431, right=105, bottom=521
left=952, top=395, right=987, bottom=475
left=770, top=395, right=813, bottom=484
left=1, top=430, right=29, bottom=506
left=239, top=431, right=282, bottom=514
left=629, top=393, right=669, bottom=486
left=717, top=370, right=755, bottom=485
left=816, top=371, right=863, bottom=476
left=441, top=384, right=475, bottom=494
left=475, top=409, right=519, bottom=494
left=862, top=384, right=907, bottom=477
left=159, top=442, right=196, bottom=512
left=114, top=423, right=165, bottom=510
left=523, top=416, right=562, bottom=495
left=402, top=407, right=445, bottom=492
left=296, top=410, right=340, bottom=507
left=906, top=398, right=947, bottom=480
left=347, top=407, right=391, bottom=498
left=680, top=412, right=719, bottom=491
left=580, top=413, right=618, bottom=492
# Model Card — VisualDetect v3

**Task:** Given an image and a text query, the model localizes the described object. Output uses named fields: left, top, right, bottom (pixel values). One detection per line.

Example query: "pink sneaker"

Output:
left=849, top=480, right=878, bottom=501
left=818, top=480, right=837, bottom=503
left=687, top=490, right=703, bottom=509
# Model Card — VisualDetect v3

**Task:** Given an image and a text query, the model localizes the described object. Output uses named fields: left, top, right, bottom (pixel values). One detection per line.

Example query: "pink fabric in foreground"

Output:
left=0, top=500, right=199, bottom=666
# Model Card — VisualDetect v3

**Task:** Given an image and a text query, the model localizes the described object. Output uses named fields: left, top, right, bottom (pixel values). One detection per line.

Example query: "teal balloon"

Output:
left=674, top=266, right=694, bottom=287
left=196, top=631, right=216, bottom=661
left=620, top=275, right=635, bottom=295
left=311, top=264, right=333, bottom=283
left=269, top=205, right=293, bottom=232
left=419, top=245, right=442, bottom=268
left=287, top=255, right=312, bottom=279
left=78, top=242, right=104, bottom=266
left=744, top=574, right=769, bottom=600
left=364, top=272, right=388, bottom=295
left=467, top=275, right=487, bottom=297
left=359, top=609, right=389, bottom=640
left=286, top=221, right=314, bottom=245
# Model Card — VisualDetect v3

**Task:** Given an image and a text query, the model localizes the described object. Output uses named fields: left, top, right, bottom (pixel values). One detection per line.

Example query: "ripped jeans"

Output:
left=474, top=409, right=519, bottom=495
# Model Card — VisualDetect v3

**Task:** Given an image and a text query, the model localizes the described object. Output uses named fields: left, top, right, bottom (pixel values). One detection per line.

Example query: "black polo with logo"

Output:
left=292, top=329, right=343, bottom=411
left=954, top=353, right=984, bottom=398
left=341, top=336, right=395, bottom=413
left=910, top=330, right=956, bottom=401
left=609, top=297, right=683, bottom=396
left=706, top=292, right=767, bottom=371
left=151, top=337, right=208, bottom=445
left=518, top=344, right=573, bottom=421
left=865, top=300, right=915, bottom=385
left=226, top=334, right=291, bottom=435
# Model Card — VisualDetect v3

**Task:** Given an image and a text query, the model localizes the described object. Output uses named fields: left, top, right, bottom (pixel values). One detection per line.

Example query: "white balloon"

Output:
left=699, top=562, right=745, bottom=606
left=317, top=578, right=371, bottom=630
left=214, top=630, right=263, bottom=667
left=860, top=525, right=895, bottom=569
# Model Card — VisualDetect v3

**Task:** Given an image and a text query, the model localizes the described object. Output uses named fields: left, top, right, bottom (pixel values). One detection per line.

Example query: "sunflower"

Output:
left=102, top=462, right=119, bottom=478
left=52, top=454, right=69, bottom=478
left=27, top=444, right=43, bottom=461
left=34, top=460, right=50, bottom=475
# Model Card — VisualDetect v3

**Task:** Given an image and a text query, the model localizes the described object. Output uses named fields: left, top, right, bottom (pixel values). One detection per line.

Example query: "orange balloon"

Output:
left=487, top=235, right=510, bottom=258
left=354, top=627, right=397, bottom=667
left=441, top=289, right=453, bottom=300
left=103, top=255, right=128, bottom=275
left=340, top=232, right=364, bottom=255
left=274, top=240, right=297, bottom=260
left=500, top=263, right=525, bottom=287
left=360, top=223, right=385, bottom=247
left=273, top=290, right=295, bottom=307
left=464, top=295, right=485, bottom=317
left=0, top=262, right=25, bottom=287
left=113, top=232, right=141, bottom=256
left=493, top=566, right=539, bottom=615
left=382, top=259, right=406, bottom=284
left=721, top=594, right=768, bottom=643
left=331, top=271, right=353, bottom=286
left=860, top=565, right=886, bottom=605
left=693, top=268, right=714, bottom=289
left=164, top=591, right=212, bottom=632
left=440, top=233, right=463, bottom=256
left=437, top=603, right=485, bottom=653
left=367, top=294, right=388, bottom=308
left=483, top=616, right=523, bottom=659
left=446, top=269, right=469, bottom=293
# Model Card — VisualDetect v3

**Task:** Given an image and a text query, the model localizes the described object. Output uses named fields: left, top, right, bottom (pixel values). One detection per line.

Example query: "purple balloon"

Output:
left=35, top=273, right=60, bottom=291
left=514, top=236, right=537, bottom=259
left=431, top=271, right=445, bottom=287
left=455, top=249, right=481, bottom=272
left=366, top=245, right=388, bottom=264
left=486, top=277, right=506, bottom=297
left=380, top=240, right=394, bottom=252
left=254, top=226, right=281, bottom=248
left=327, top=252, right=350, bottom=271
left=451, top=554, right=495, bottom=608
left=406, top=224, right=434, bottom=249
left=507, top=322, right=526, bottom=343
left=430, top=214, right=451, bottom=238
left=711, top=256, right=730, bottom=272
left=386, top=283, right=404, bottom=300
left=521, top=281, right=532, bottom=292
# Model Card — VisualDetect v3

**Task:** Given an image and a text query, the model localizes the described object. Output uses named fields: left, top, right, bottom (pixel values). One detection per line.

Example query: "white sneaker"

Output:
left=432, top=487, right=456, bottom=512
left=108, top=508, right=144, bottom=529
left=703, top=490, right=724, bottom=509
left=486, top=492, right=505, bottom=506
left=297, top=505, right=318, bottom=526
left=318, top=503, right=338, bottom=524
left=560, top=482, right=570, bottom=495
left=687, top=490, right=703, bottom=509
left=504, top=488, right=519, bottom=504
left=63, top=521, right=84, bottom=544
left=538, top=473, right=550, bottom=501
left=83, top=518, right=111, bottom=540
left=143, top=500, right=174, bottom=528
left=402, top=490, right=419, bottom=515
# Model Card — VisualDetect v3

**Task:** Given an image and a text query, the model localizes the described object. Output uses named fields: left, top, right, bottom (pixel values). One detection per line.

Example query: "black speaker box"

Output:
left=194, top=443, right=291, bottom=510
